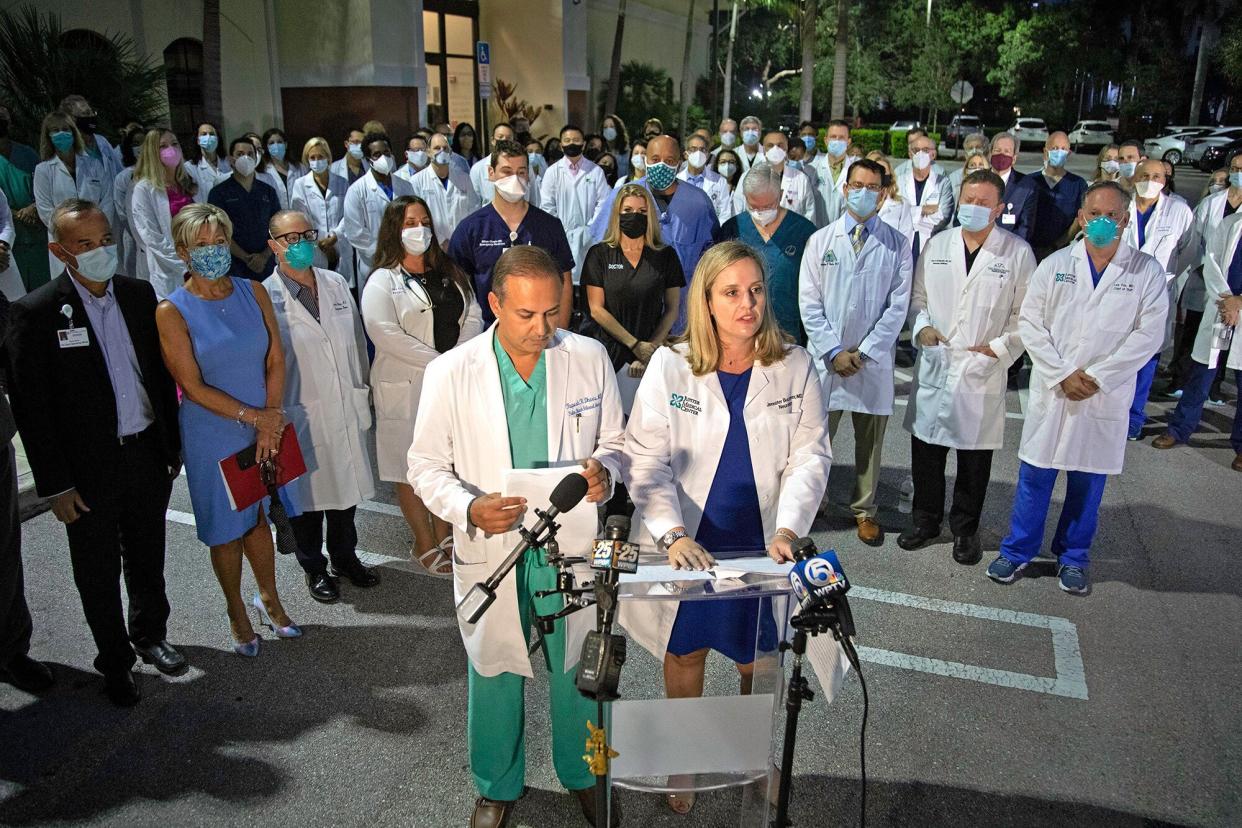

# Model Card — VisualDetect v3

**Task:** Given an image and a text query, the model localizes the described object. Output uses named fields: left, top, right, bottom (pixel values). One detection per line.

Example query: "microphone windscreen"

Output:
left=549, top=472, right=589, bottom=513
left=604, top=513, right=630, bottom=540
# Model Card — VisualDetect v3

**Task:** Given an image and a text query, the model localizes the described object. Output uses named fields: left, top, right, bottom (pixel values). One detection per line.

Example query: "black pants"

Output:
left=289, top=507, right=360, bottom=576
left=0, top=442, right=32, bottom=666
left=910, top=435, right=993, bottom=537
left=64, top=432, right=173, bottom=674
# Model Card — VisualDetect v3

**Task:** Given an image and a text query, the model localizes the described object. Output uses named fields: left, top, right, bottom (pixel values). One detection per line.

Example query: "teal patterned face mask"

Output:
left=189, top=243, right=232, bottom=279
left=645, top=161, right=677, bottom=191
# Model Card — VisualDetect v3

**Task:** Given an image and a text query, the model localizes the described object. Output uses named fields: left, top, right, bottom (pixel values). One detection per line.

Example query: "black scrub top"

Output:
left=580, top=241, right=685, bottom=370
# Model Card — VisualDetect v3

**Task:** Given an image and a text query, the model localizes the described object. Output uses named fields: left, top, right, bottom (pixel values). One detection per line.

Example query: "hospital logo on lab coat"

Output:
left=821, top=250, right=839, bottom=266
left=669, top=393, right=702, bottom=415
left=1054, top=272, right=1077, bottom=285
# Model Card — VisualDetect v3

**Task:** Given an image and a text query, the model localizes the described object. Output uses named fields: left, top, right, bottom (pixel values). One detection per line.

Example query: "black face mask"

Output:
left=619, top=212, right=648, bottom=239
left=0, top=120, right=9, bottom=139
left=79, top=117, right=97, bottom=135
left=562, top=143, right=583, bottom=158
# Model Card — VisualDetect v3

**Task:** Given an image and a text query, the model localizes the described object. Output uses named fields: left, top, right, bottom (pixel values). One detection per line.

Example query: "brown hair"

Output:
left=372, top=195, right=471, bottom=294
left=491, top=245, right=563, bottom=300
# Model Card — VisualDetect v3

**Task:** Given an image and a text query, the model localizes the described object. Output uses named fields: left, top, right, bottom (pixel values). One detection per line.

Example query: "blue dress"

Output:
left=667, top=368, right=778, bottom=663
left=168, top=278, right=299, bottom=545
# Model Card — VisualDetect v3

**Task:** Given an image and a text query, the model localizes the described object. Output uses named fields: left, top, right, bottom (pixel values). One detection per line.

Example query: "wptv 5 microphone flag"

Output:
left=788, top=547, right=850, bottom=611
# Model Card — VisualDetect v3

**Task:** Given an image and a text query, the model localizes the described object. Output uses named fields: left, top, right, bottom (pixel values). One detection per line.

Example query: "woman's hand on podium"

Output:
left=767, top=531, right=797, bottom=563
left=668, top=536, right=715, bottom=571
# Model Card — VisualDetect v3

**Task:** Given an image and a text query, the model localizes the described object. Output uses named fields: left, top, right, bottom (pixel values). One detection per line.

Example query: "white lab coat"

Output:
left=733, top=165, right=815, bottom=224
left=540, top=157, right=609, bottom=284
left=677, top=167, right=734, bottom=224
left=812, top=154, right=854, bottom=228
left=896, top=167, right=955, bottom=255
left=1121, top=192, right=1196, bottom=350
left=410, top=164, right=479, bottom=244
left=340, top=172, right=415, bottom=289
left=1191, top=212, right=1242, bottom=371
left=618, top=342, right=832, bottom=659
left=330, top=156, right=369, bottom=183
left=1018, top=241, right=1169, bottom=475
left=263, top=267, right=376, bottom=510
left=394, top=161, right=428, bottom=189
left=878, top=196, right=915, bottom=248
left=407, top=328, right=625, bottom=678
left=88, top=133, right=123, bottom=183
left=288, top=171, right=354, bottom=287
left=186, top=155, right=229, bottom=195
left=362, top=264, right=484, bottom=483
left=1182, top=189, right=1233, bottom=313
left=112, top=168, right=138, bottom=278
left=904, top=226, right=1035, bottom=450
left=0, top=188, right=24, bottom=301
left=128, top=178, right=187, bottom=299
left=737, top=144, right=763, bottom=174
left=259, top=162, right=305, bottom=210
left=33, top=154, right=114, bottom=278
left=799, top=215, right=914, bottom=415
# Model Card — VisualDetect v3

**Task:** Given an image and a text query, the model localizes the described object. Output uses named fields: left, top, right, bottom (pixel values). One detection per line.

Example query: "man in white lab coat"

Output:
left=676, top=132, right=733, bottom=224
left=810, top=119, right=855, bottom=227
left=470, top=122, right=513, bottom=200
left=407, top=245, right=624, bottom=828
left=340, top=132, right=413, bottom=290
left=800, top=158, right=913, bottom=545
left=410, top=132, right=478, bottom=244
left=988, top=182, right=1168, bottom=595
left=733, top=131, right=815, bottom=224
left=899, top=171, right=1035, bottom=564
left=330, top=128, right=370, bottom=186
left=896, top=132, right=955, bottom=261
left=540, top=125, right=609, bottom=285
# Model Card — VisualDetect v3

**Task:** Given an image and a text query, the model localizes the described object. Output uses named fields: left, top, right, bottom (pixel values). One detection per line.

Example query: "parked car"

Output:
left=889, top=120, right=922, bottom=133
left=1198, top=137, right=1242, bottom=172
left=944, top=114, right=984, bottom=146
left=1011, top=117, right=1049, bottom=149
left=1068, top=120, right=1114, bottom=150
left=1184, top=127, right=1242, bottom=164
left=1144, top=129, right=1217, bottom=165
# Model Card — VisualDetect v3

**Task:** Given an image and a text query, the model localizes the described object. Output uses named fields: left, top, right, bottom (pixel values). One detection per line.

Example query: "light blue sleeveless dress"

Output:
left=167, top=277, right=299, bottom=545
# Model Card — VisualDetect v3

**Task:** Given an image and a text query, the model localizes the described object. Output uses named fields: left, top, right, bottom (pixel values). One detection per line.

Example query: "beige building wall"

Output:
left=478, top=0, right=566, bottom=140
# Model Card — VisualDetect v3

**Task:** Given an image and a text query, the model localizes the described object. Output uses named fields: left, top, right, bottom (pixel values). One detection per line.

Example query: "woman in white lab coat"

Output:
left=288, top=137, right=353, bottom=287
left=32, top=112, right=113, bottom=278
left=621, top=240, right=831, bottom=814
left=361, top=195, right=482, bottom=576
left=128, top=129, right=201, bottom=299
left=259, top=128, right=305, bottom=211
left=111, top=125, right=146, bottom=278
left=0, top=187, right=24, bottom=300
left=187, top=122, right=230, bottom=196
left=539, top=131, right=610, bottom=283
left=868, top=152, right=915, bottom=248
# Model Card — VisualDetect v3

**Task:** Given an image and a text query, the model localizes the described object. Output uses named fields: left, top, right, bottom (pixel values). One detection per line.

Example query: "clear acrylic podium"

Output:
left=609, top=551, right=794, bottom=827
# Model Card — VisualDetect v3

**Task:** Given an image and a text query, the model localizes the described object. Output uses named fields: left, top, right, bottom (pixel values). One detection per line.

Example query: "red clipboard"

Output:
left=217, top=423, right=306, bottom=511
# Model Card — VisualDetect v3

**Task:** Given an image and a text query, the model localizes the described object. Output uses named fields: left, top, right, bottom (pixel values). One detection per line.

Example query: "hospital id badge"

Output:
left=1001, top=214, right=1016, bottom=225
left=58, top=328, right=90, bottom=348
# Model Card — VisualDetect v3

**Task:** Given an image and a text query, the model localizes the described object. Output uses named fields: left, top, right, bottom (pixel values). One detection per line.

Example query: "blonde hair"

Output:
left=676, top=240, right=791, bottom=376
left=39, top=111, right=84, bottom=159
left=603, top=184, right=665, bottom=249
left=866, top=151, right=901, bottom=201
left=301, top=136, right=332, bottom=166
left=171, top=202, right=233, bottom=254
left=133, top=128, right=197, bottom=194
left=1093, top=143, right=1121, bottom=183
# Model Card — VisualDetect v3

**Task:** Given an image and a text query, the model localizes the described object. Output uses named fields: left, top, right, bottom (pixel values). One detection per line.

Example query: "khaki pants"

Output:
left=828, top=410, right=889, bottom=519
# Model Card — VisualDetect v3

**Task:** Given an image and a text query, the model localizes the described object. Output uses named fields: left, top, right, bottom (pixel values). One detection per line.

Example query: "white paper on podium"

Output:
left=618, top=556, right=792, bottom=584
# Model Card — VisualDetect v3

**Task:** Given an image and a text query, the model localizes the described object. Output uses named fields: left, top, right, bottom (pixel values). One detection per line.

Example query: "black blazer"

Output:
left=1002, top=170, right=1040, bottom=243
left=5, top=272, right=180, bottom=500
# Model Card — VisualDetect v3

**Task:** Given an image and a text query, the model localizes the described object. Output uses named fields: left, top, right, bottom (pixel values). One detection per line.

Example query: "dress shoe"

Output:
left=133, top=640, right=188, bottom=676
left=952, top=534, right=983, bottom=565
left=0, top=654, right=54, bottom=693
left=572, top=785, right=622, bottom=827
left=1233, top=453, right=1242, bottom=472
left=469, top=797, right=514, bottom=828
left=896, top=525, right=938, bottom=550
left=856, top=516, right=883, bottom=546
left=307, top=571, right=340, bottom=603
left=252, top=594, right=302, bottom=638
left=331, top=559, right=380, bottom=588
left=1151, top=433, right=1180, bottom=450
left=103, top=669, right=140, bottom=707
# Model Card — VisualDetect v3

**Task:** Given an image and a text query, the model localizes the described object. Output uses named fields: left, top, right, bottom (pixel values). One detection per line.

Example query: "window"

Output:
left=424, top=2, right=480, bottom=132
left=164, top=38, right=204, bottom=144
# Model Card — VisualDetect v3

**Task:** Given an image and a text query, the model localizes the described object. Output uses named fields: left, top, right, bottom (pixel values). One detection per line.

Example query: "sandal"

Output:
left=410, top=541, right=453, bottom=579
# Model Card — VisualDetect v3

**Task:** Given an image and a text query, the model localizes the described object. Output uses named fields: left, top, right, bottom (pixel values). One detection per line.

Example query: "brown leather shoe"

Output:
left=1233, top=454, right=1242, bottom=472
left=1151, top=433, right=1180, bottom=449
left=856, top=516, right=883, bottom=546
left=470, top=797, right=514, bottom=828
left=572, top=785, right=622, bottom=827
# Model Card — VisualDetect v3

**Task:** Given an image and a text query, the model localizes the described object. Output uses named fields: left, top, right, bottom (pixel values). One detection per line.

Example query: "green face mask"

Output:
left=284, top=239, right=316, bottom=269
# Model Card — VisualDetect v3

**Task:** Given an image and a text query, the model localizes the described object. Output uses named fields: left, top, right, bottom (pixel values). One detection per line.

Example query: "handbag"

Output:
left=218, top=422, right=306, bottom=555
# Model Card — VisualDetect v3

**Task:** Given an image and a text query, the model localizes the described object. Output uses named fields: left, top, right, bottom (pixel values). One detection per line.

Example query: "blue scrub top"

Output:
left=207, top=175, right=281, bottom=278
left=1031, top=170, right=1087, bottom=253
left=716, top=209, right=816, bottom=345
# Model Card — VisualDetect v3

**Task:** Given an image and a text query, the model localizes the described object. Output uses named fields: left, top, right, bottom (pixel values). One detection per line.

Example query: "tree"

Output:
left=829, top=0, right=848, bottom=119
left=799, top=0, right=818, bottom=122
left=721, top=0, right=741, bottom=120
left=680, top=0, right=698, bottom=137
left=603, top=0, right=628, bottom=118
left=598, top=62, right=678, bottom=137
left=202, top=0, right=222, bottom=127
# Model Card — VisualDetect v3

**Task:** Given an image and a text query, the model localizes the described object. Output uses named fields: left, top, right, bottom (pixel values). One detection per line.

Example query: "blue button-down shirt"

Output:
left=71, top=277, right=154, bottom=437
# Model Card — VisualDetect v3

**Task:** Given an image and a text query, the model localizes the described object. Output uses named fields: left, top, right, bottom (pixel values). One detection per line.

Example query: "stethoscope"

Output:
left=400, top=266, right=455, bottom=313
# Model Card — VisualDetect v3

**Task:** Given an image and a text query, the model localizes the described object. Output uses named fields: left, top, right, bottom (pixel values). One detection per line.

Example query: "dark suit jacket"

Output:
left=5, top=272, right=180, bottom=500
left=0, top=294, right=16, bottom=446
left=1002, top=170, right=1039, bottom=243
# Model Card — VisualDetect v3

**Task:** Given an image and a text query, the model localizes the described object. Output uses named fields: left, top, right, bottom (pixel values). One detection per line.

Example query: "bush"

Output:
left=884, top=130, right=941, bottom=155
left=851, top=128, right=887, bottom=156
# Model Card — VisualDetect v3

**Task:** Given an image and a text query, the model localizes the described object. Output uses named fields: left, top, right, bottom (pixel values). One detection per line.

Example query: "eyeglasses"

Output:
left=271, top=229, right=318, bottom=245
left=846, top=183, right=884, bottom=193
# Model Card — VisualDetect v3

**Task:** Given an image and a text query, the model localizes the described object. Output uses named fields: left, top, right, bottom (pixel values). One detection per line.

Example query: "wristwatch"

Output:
left=658, top=527, right=688, bottom=552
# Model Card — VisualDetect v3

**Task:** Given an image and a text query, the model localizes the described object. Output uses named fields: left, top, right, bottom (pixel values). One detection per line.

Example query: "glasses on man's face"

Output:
left=272, top=229, right=319, bottom=245
left=846, top=182, right=883, bottom=193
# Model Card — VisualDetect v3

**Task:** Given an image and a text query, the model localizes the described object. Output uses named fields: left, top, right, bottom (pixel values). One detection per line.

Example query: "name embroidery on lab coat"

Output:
left=766, top=393, right=803, bottom=411
left=566, top=394, right=602, bottom=416
left=1110, top=281, right=1136, bottom=293
left=332, top=299, right=351, bottom=312
left=987, top=263, right=1009, bottom=278
left=669, top=393, right=702, bottom=415
left=1054, top=272, right=1078, bottom=285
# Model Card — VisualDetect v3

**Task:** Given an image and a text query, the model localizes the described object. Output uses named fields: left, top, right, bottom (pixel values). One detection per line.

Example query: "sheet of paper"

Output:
left=618, top=564, right=715, bottom=584
left=502, top=466, right=599, bottom=558
left=711, top=557, right=795, bottom=577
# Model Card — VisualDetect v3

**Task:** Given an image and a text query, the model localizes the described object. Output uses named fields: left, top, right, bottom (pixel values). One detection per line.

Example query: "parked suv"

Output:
left=1068, top=120, right=1114, bottom=150
left=944, top=114, right=984, bottom=147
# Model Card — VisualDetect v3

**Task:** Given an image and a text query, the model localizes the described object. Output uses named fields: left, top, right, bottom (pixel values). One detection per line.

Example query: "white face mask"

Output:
left=912, top=151, right=932, bottom=171
left=494, top=173, right=528, bottom=203
left=308, top=158, right=328, bottom=174
left=1135, top=180, right=1164, bottom=199
left=370, top=154, right=394, bottom=175
left=407, top=149, right=428, bottom=168
left=630, top=154, right=647, bottom=170
left=401, top=225, right=432, bottom=256
left=764, top=145, right=787, bottom=165
left=433, top=149, right=452, bottom=166
left=233, top=155, right=257, bottom=177
left=687, top=150, right=708, bottom=170
left=749, top=207, right=778, bottom=226
left=719, top=162, right=737, bottom=179
left=69, top=244, right=118, bottom=283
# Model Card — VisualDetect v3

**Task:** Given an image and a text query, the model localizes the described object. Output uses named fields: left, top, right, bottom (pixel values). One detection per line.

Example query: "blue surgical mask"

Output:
left=309, top=158, right=328, bottom=174
left=1119, top=161, right=1137, bottom=178
left=1084, top=216, right=1119, bottom=247
left=827, top=139, right=848, bottom=157
left=197, top=134, right=219, bottom=153
left=957, top=203, right=993, bottom=232
left=801, top=135, right=817, bottom=151
left=347, top=143, right=364, bottom=159
left=50, top=130, right=74, bottom=153
left=1229, top=171, right=1242, bottom=188
left=189, top=243, right=232, bottom=280
left=528, top=151, right=543, bottom=170
left=742, top=129, right=760, bottom=146
left=787, top=160, right=803, bottom=170
left=645, top=161, right=677, bottom=191
left=1047, top=149, right=1069, bottom=167
left=846, top=187, right=879, bottom=218
left=268, top=142, right=286, bottom=161
left=603, top=126, right=618, bottom=142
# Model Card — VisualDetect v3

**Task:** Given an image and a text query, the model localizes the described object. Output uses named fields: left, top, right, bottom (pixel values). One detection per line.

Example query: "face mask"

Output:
left=990, top=153, right=1014, bottom=172
left=564, top=143, right=586, bottom=159
left=1100, top=160, right=1120, bottom=174
left=1119, top=161, right=1137, bottom=178
left=1230, top=172, right=1242, bottom=188
left=827, top=139, right=848, bottom=157
left=1084, top=216, right=1119, bottom=247
left=645, top=161, right=677, bottom=191
left=719, top=162, right=737, bottom=179
left=370, top=154, right=394, bottom=175
left=603, top=127, right=618, bottom=142
left=268, top=142, right=286, bottom=161
left=495, top=173, right=528, bottom=203
left=69, top=244, right=117, bottom=283
left=742, top=129, right=760, bottom=146
left=1047, top=149, right=1069, bottom=167
left=401, top=225, right=432, bottom=256
left=189, top=243, right=232, bottom=279
left=619, top=213, right=648, bottom=239
left=912, top=150, right=932, bottom=171
left=846, top=187, right=879, bottom=217
left=1135, top=180, right=1164, bottom=199
left=309, top=158, right=328, bottom=174
left=528, top=152, right=543, bottom=170
left=687, top=150, right=708, bottom=169
left=957, top=203, right=994, bottom=232
left=787, top=160, right=803, bottom=170
left=282, top=239, right=315, bottom=269
left=159, top=146, right=183, bottom=169
left=50, top=130, right=74, bottom=153
left=749, top=207, right=778, bottom=226
left=630, top=153, right=647, bottom=170
left=406, top=149, right=427, bottom=168
left=721, top=132, right=737, bottom=147
left=801, top=135, right=817, bottom=151
left=433, top=149, right=451, bottom=166
left=1212, top=182, right=1228, bottom=193
left=764, top=146, right=787, bottom=165
left=198, top=134, right=219, bottom=153
left=233, top=155, right=257, bottom=177
left=347, top=143, right=364, bottom=159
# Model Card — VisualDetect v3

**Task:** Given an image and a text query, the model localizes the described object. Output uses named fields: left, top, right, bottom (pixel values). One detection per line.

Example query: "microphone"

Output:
left=590, top=514, right=639, bottom=575
left=577, top=514, right=634, bottom=701
left=788, top=537, right=856, bottom=640
left=457, top=472, right=589, bottom=625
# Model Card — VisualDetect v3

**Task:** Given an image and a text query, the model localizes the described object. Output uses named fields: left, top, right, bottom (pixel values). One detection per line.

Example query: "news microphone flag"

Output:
left=788, top=547, right=850, bottom=611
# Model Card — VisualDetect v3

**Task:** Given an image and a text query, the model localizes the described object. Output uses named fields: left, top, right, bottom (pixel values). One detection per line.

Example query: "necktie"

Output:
left=851, top=224, right=866, bottom=254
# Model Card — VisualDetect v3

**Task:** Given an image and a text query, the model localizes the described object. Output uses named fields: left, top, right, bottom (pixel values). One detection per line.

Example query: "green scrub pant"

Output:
left=467, top=548, right=601, bottom=800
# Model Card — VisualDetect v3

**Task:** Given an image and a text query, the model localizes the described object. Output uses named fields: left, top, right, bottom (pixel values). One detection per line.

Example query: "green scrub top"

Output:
left=493, top=332, right=549, bottom=470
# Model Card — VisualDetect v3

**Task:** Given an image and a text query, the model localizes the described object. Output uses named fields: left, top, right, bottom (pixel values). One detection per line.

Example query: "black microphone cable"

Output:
left=840, top=635, right=868, bottom=828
